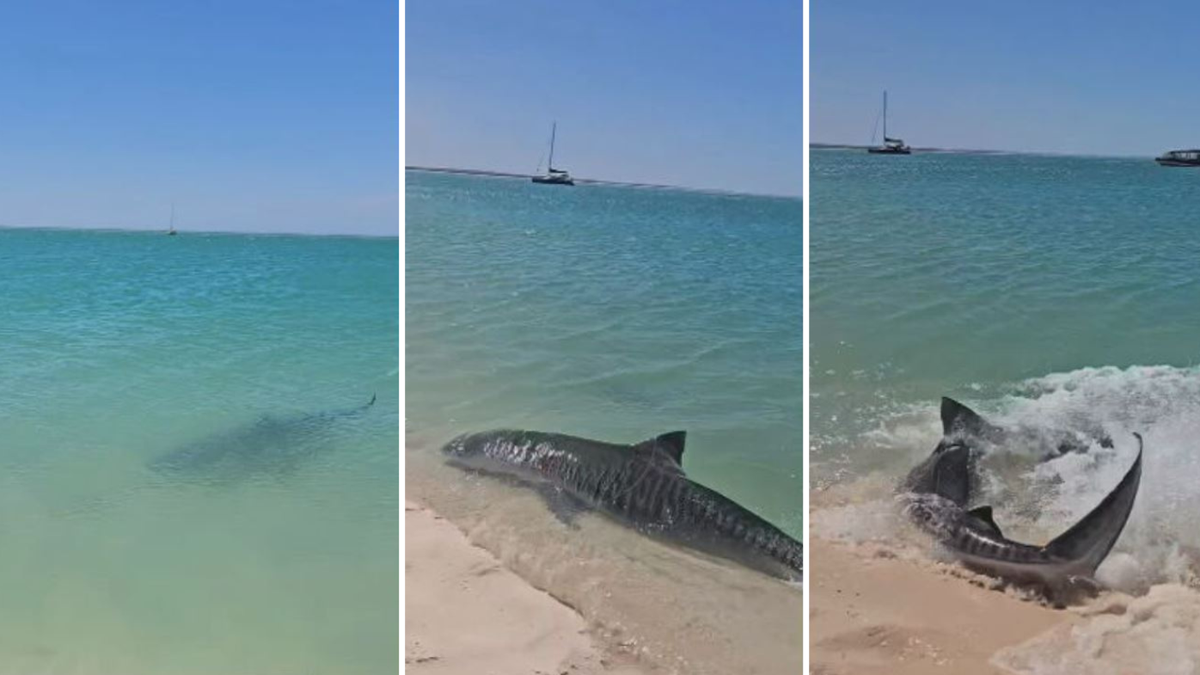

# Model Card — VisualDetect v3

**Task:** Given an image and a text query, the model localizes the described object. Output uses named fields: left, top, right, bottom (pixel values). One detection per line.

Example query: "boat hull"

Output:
left=868, top=147, right=912, bottom=155
left=1155, top=158, right=1200, bottom=167
left=532, top=176, right=575, bottom=185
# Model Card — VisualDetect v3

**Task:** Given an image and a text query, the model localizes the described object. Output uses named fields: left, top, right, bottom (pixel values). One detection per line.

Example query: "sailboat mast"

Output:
left=883, top=91, right=888, bottom=140
left=549, top=122, right=557, bottom=170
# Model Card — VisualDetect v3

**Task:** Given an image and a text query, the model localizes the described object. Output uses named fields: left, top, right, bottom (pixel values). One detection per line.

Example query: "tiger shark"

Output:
left=149, top=394, right=377, bottom=481
left=442, top=429, right=803, bottom=582
left=899, top=411, right=1142, bottom=602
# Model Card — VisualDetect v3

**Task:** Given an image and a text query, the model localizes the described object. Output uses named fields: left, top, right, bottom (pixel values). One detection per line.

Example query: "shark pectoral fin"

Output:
left=940, top=397, right=1005, bottom=443
left=968, top=505, right=1004, bottom=537
left=537, top=484, right=589, bottom=529
left=633, top=431, right=687, bottom=468
left=1045, top=437, right=1143, bottom=577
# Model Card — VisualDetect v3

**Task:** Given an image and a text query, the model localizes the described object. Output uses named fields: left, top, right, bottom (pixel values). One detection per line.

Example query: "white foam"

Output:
left=825, top=364, right=1200, bottom=590
left=819, top=365, right=1200, bottom=674
left=1003, top=366, right=1200, bottom=591
left=994, top=584, right=1200, bottom=675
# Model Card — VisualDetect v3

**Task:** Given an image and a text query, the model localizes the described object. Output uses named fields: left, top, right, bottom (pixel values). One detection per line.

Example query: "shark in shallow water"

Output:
left=149, top=394, right=377, bottom=482
left=442, top=429, right=803, bottom=582
left=899, top=401, right=1141, bottom=602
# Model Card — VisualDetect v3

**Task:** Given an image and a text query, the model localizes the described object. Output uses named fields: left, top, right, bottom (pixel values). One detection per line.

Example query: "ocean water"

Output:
left=404, top=170, right=803, bottom=673
left=0, top=228, right=399, bottom=675
left=811, top=148, right=1200, bottom=672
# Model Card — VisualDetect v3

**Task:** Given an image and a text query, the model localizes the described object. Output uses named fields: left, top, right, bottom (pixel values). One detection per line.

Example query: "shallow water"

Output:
left=0, top=227, right=398, bottom=674
left=406, top=448, right=801, bottom=675
left=406, top=170, right=803, bottom=533
left=811, top=148, right=1200, bottom=673
left=405, top=170, right=803, bottom=672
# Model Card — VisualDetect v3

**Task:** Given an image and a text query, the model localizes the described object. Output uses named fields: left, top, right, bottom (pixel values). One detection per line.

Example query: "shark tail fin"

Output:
left=368, top=393, right=377, bottom=407
left=1044, top=434, right=1143, bottom=576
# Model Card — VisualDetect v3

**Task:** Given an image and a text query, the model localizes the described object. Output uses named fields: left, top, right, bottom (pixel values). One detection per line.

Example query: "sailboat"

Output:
left=167, top=202, right=178, bottom=235
left=867, top=91, right=911, bottom=155
left=532, top=122, right=575, bottom=185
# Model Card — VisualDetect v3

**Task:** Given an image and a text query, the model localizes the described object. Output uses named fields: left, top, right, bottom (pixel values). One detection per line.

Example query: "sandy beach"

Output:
left=405, top=500, right=647, bottom=675
left=810, top=537, right=1070, bottom=675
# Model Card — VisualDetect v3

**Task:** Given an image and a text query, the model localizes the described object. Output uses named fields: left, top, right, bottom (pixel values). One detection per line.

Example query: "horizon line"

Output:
left=810, top=142, right=1164, bottom=161
left=0, top=223, right=398, bottom=240
left=405, top=165, right=802, bottom=200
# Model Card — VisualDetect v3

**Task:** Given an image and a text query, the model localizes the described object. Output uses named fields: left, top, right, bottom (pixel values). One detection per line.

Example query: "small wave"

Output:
left=817, top=364, right=1200, bottom=593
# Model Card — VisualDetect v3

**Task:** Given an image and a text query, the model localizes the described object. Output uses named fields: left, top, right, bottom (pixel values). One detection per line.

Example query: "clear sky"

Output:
left=0, top=0, right=397, bottom=236
left=406, top=0, right=803, bottom=197
left=813, top=0, right=1200, bottom=156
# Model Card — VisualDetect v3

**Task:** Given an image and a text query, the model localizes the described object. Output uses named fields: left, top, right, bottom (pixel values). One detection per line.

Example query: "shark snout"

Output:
left=440, top=432, right=477, bottom=457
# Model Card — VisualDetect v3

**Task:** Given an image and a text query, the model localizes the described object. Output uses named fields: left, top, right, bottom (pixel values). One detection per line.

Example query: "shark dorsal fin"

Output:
left=634, top=431, right=687, bottom=467
left=941, top=397, right=1005, bottom=443
left=969, top=505, right=1003, bottom=537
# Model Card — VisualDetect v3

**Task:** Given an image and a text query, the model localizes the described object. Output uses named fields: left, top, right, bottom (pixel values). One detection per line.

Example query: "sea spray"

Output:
left=815, top=365, right=1200, bottom=592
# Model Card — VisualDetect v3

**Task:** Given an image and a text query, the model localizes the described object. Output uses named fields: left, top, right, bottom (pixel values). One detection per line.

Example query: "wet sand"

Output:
left=405, top=500, right=645, bottom=675
left=810, top=537, right=1070, bottom=675
left=405, top=441, right=803, bottom=675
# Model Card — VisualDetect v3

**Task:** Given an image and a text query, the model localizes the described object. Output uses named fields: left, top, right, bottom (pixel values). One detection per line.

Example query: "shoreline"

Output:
left=810, top=536, right=1070, bottom=675
left=404, top=441, right=804, bottom=675
left=404, top=499, right=646, bottom=675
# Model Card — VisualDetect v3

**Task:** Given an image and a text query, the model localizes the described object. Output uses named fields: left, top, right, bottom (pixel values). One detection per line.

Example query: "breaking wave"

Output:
left=814, top=365, right=1200, bottom=674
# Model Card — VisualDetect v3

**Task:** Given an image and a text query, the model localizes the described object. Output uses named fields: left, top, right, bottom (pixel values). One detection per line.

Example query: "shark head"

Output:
left=440, top=431, right=507, bottom=464
left=440, top=430, right=554, bottom=482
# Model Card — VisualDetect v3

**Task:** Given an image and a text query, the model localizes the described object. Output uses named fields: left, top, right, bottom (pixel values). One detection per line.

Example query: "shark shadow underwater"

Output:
left=442, top=429, right=803, bottom=582
left=148, top=394, right=377, bottom=483
left=899, top=398, right=1142, bottom=604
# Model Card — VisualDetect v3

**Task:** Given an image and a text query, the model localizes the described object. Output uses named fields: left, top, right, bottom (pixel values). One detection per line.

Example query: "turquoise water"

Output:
left=812, top=149, right=1200, bottom=471
left=404, top=170, right=803, bottom=674
left=811, top=148, right=1200, bottom=599
left=405, top=170, right=803, bottom=535
left=0, top=228, right=398, bottom=674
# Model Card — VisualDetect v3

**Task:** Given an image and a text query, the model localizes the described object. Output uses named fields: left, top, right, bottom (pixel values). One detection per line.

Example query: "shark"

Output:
left=899, top=416, right=1142, bottom=602
left=149, top=394, right=377, bottom=482
left=442, top=429, right=803, bottom=582
left=941, top=396, right=1113, bottom=459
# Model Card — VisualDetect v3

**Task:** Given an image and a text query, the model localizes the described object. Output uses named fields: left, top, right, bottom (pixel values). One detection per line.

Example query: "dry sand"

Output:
left=810, top=537, right=1070, bottom=675
left=405, top=501, right=645, bottom=675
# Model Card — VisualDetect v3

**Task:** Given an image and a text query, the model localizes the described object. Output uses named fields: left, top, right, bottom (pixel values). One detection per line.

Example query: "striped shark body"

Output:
left=899, top=433, right=1142, bottom=600
left=442, top=429, right=803, bottom=581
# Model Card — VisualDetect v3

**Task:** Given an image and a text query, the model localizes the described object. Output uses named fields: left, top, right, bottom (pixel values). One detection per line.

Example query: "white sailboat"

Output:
left=532, top=122, right=575, bottom=185
left=867, top=91, right=911, bottom=155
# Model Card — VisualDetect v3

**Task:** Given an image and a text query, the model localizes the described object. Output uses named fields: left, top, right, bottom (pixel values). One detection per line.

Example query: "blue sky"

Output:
left=0, top=0, right=396, bottom=235
left=814, top=1, right=1200, bottom=156
left=406, top=0, right=803, bottom=197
